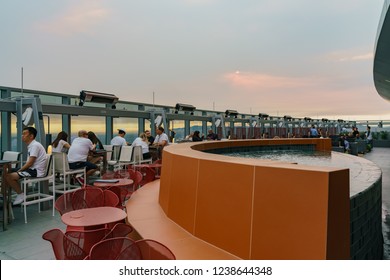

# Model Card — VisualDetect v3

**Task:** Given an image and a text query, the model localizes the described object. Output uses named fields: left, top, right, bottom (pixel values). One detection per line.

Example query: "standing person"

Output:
left=51, top=131, right=70, bottom=153
left=110, top=128, right=128, bottom=146
left=144, top=130, right=155, bottom=145
left=6, top=127, right=47, bottom=205
left=67, top=130, right=97, bottom=183
left=131, top=132, right=151, bottom=159
left=310, top=125, right=318, bottom=138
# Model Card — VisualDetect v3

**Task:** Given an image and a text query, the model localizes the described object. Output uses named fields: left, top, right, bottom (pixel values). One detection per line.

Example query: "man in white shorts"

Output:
left=6, top=127, right=47, bottom=205
left=110, top=128, right=128, bottom=146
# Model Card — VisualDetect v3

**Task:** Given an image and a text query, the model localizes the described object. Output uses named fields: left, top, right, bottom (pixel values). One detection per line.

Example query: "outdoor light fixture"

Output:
left=225, top=109, right=239, bottom=118
left=258, top=113, right=269, bottom=119
left=79, top=90, right=119, bottom=109
left=174, top=103, right=196, bottom=115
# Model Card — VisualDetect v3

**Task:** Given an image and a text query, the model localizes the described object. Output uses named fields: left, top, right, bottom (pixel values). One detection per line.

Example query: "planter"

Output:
left=373, top=139, right=390, bottom=147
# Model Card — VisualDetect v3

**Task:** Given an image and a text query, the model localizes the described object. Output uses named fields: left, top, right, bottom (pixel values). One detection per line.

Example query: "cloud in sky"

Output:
left=223, top=71, right=323, bottom=90
left=35, top=1, right=110, bottom=36
left=331, top=51, right=374, bottom=62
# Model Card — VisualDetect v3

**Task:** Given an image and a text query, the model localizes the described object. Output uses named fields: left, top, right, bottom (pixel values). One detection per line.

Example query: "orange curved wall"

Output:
left=159, top=139, right=350, bottom=259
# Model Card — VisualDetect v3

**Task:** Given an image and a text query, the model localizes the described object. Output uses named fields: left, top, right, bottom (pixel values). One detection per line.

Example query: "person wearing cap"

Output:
left=110, top=128, right=128, bottom=146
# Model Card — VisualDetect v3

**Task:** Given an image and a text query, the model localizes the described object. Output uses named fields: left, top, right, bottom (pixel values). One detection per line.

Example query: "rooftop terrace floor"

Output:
left=1, top=148, right=389, bottom=260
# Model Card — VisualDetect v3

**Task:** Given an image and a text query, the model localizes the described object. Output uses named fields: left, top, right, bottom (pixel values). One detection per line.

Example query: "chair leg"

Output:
left=8, top=201, right=14, bottom=219
left=38, top=182, right=41, bottom=213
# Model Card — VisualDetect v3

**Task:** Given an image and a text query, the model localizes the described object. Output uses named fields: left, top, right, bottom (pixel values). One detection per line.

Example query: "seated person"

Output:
left=152, top=127, right=169, bottom=159
left=67, top=130, right=98, bottom=183
left=192, top=131, right=203, bottom=142
left=131, top=133, right=151, bottom=159
left=51, top=131, right=70, bottom=153
left=87, top=131, right=105, bottom=165
left=110, top=128, right=128, bottom=146
left=153, top=126, right=169, bottom=148
left=6, top=127, right=47, bottom=205
left=144, top=130, right=155, bottom=145
left=185, top=132, right=194, bottom=141
left=206, top=129, right=218, bottom=140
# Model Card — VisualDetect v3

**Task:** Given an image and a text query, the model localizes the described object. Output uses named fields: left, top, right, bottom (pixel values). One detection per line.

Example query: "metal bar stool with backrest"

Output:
left=107, top=145, right=122, bottom=169
left=21, top=154, right=56, bottom=223
left=112, top=146, right=134, bottom=171
left=132, top=145, right=152, bottom=166
left=52, top=152, right=85, bottom=195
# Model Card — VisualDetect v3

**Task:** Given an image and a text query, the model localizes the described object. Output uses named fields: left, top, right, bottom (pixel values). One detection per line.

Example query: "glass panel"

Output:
left=44, top=114, right=63, bottom=146
left=190, top=121, right=203, bottom=133
left=10, top=92, right=62, bottom=104
left=113, top=117, right=138, bottom=143
left=144, top=119, right=151, bottom=132
left=115, top=103, right=138, bottom=111
left=11, top=113, right=17, bottom=151
left=70, top=115, right=106, bottom=144
left=170, top=120, right=184, bottom=142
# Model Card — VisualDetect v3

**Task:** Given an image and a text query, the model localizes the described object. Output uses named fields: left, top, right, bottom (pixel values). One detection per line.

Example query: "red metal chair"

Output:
left=71, top=186, right=104, bottom=210
left=138, top=166, right=156, bottom=186
left=103, top=189, right=120, bottom=208
left=135, top=239, right=176, bottom=260
left=152, top=159, right=163, bottom=179
left=88, top=237, right=140, bottom=260
left=65, top=228, right=110, bottom=255
left=128, top=168, right=135, bottom=176
left=107, top=185, right=130, bottom=209
left=54, top=192, right=74, bottom=216
left=130, top=171, right=143, bottom=191
left=102, top=223, right=134, bottom=240
left=42, top=228, right=88, bottom=260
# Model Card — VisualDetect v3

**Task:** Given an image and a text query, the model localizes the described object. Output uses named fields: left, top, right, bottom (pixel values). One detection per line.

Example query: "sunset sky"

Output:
left=0, top=0, right=388, bottom=121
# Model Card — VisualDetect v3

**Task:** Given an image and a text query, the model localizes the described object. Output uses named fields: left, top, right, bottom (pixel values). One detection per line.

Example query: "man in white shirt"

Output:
left=151, top=126, right=169, bottom=160
left=6, top=127, right=47, bottom=205
left=67, top=130, right=97, bottom=182
left=110, top=128, right=128, bottom=146
left=153, top=126, right=169, bottom=147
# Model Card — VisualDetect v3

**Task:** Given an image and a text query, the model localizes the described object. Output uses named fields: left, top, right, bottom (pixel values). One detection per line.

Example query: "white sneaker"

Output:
left=13, top=193, right=25, bottom=205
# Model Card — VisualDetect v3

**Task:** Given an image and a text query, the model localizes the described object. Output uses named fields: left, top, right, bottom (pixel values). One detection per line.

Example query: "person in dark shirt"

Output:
left=145, top=130, right=155, bottom=145
left=192, top=131, right=203, bottom=142
left=206, top=129, right=218, bottom=140
left=352, top=126, right=360, bottom=139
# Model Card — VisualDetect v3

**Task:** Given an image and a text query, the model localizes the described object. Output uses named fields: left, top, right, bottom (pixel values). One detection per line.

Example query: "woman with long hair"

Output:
left=87, top=131, right=104, bottom=150
left=51, top=131, right=70, bottom=153
left=87, top=131, right=105, bottom=165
